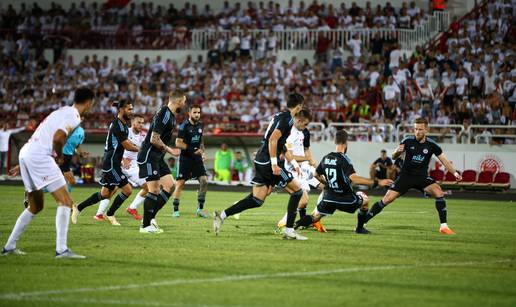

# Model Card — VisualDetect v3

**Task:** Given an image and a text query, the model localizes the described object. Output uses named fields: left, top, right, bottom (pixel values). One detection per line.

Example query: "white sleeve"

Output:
left=285, top=133, right=295, bottom=151
left=58, top=110, right=81, bottom=136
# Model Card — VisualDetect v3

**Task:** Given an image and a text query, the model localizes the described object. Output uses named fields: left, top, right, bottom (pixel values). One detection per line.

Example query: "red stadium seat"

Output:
left=476, top=171, right=494, bottom=186
left=459, top=170, right=477, bottom=186
left=442, top=171, right=459, bottom=187
left=492, top=172, right=511, bottom=190
left=429, top=169, right=445, bottom=182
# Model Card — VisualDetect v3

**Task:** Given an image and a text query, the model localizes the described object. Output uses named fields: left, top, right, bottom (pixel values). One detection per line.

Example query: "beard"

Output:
left=175, top=107, right=182, bottom=114
left=123, top=113, right=131, bottom=121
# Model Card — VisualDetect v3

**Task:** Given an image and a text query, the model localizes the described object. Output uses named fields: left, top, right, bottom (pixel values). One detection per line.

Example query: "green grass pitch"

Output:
left=0, top=185, right=515, bottom=307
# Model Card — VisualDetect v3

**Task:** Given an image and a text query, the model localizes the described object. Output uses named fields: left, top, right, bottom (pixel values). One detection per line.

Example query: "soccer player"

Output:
left=294, top=130, right=393, bottom=234
left=2, top=87, right=94, bottom=258
left=213, top=93, right=308, bottom=240
left=277, top=109, right=326, bottom=232
left=172, top=104, right=209, bottom=218
left=94, top=114, right=149, bottom=221
left=72, top=100, right=139, bottom=226
left=361, top=117, right=462, bottom=234
left=60, top=125, right=88, bottom=188
left=138, top=91, right=187, bottom=234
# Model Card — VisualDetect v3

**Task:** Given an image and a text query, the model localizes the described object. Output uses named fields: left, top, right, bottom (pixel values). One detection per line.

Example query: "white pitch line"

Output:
left=0, top=259, right=512, bottom=301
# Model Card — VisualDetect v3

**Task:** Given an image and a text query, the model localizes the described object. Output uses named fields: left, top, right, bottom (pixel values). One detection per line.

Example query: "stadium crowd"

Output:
left=0, top=0, right=515, bottom=144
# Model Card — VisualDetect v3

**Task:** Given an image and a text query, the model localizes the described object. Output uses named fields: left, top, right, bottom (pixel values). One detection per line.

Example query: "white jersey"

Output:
left=26, top=106, right=81, bottom=156
left=123, top=128, right=146, bottom=165
left=285, top=126, right=305, bottom=158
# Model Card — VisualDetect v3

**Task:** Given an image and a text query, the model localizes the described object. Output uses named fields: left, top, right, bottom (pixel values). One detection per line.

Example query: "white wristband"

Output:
left=271, top=157, right=278, bottom=165
left=291, top=159, right=300, bottom=169
left=454, top=171, right=460, bottom=177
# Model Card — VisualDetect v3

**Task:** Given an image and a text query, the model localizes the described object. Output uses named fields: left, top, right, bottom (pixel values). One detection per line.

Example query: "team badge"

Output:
left=198, top=129, right=202, bottom=133
left=121, top=175, right=126, bottom=179
left=423, top=149, right=428, bottom=154
left=153, top=170, right=158, bottom=175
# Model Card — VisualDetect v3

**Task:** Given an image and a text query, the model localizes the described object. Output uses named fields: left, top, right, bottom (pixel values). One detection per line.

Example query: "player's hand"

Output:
left=309, top=158, right=317, bottom=167
left=271, top=164, right=281, bottom=175
left=453, top=171, right=462, bottom=181
left=202, top=154, right=207, bottom=162
left=396, top=144, right=405, bottom=153
left=121, top=158, right=131, bottom=170
left=378, top=179, right=394, bottom=187
left=167, top=147, right=181, bottom=156
left=8, top=165, right=20, bottom=177
left=194, top=148, right=204, bottom=156
left=294, top=165, right=302, bottom=176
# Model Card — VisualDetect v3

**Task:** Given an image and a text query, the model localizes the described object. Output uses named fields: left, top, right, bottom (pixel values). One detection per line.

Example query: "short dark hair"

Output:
left=335, top=129, right=348, bottom=145
left=415, top=117, right=429, bottom=126
left=132, top=114, right=144, bottom=120
left=287, top=92, right=304, bottom=108
left=381, top=149, right=387, bottom=153
left=113, top=99, right=132, bottom=109
left=169, top=90, right=185, bottom=101
left=296, top=109, right=312, bottom=121
left=74, top=87, right=94, bottom=104
left=189, top=104, right=201, bottom=111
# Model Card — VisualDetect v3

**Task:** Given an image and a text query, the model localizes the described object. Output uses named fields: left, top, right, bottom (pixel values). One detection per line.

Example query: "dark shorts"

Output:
left=100, top=167, right=129, bottom=190
left=251, top=161, right=293, bottom=188
left=59, top=154, right=73, bottom=172
left=176, top=155, right=206, bottom=181
left=390, top=173, right=436, bottom=195
left=317, top=192, right=364, bottom=215
left=138, top=156, right=171, bottom=182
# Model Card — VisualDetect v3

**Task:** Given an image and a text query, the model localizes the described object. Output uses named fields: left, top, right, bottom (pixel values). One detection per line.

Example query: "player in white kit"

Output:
left=2, top=88, right=94, bottom=259
left=94, top=115, right=149, bottom=221
left=277, top=109, right=326, bottom=232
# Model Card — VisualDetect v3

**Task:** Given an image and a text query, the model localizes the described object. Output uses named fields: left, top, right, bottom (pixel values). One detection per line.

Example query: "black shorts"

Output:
left=251, top=161, right=293, bottom=188
left=59, top=154, right=73, bottom=172
left=317, top=192, right=364, bottom=215
left=176, top=155, right=206, bottom=181
left=138, top=156, right=171, bottom=181
left=100, top=167, right=129, bottom=190
left=390, top=173, right=436, bottom=195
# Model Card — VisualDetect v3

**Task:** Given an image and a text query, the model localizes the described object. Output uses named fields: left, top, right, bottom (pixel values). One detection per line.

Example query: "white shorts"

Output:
left=122, top=165, right=146, bottom=187
left=19, top=145, right=66, bottom=193
left=291, top=164, right=320, bottom=192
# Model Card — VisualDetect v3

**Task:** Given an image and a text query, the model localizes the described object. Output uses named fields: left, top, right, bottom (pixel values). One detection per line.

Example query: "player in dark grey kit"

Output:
left=294, top=130, right=392, bottom=234
left=213, top=93, right=308, bottom=240
left=137, top=91, right=187, bottom=234
left=362, top=117, right=462, bottom=234
left=72, top=100, right=139, bottom=226
left=172, top=104, right=209, bottom=218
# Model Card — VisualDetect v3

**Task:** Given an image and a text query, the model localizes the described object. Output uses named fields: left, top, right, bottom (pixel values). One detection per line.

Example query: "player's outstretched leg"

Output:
left=425, top=184, right=455, bottom=234
left=126, top=188, right=146, bottom=220
left=172, top=179, right=184, bottom=217
left=74, top=190, right=109, bottom=224
left=355, top=191, right=371, bottom=234
left=214, top=191, right=265, bottom=235
left=95, top=199, right=110, bottom=221
left=283, top=183, right=307, bottom=240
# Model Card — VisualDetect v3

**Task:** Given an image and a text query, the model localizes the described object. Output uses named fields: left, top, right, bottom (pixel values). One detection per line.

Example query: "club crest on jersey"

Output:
left=121, top=175, right=126, bottom=179
left=153, top=170, right=158, bottom=175
left=423, top=148, right=428, bottom=154
left=198, top=129, right=202, bottom=133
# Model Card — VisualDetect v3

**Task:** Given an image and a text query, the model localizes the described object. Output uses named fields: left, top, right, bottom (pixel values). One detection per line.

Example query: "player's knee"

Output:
left=100, top=190, right=111, bottom=199
left=291, top=189, right=303, bottom=197
left=247, top=193, right=264, bottom=208
left=199, top=176, right=208, bottom=192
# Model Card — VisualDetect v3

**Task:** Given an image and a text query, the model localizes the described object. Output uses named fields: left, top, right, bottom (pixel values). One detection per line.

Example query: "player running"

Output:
left=2, top=87, right=94, bottom=258
left=294, top=130, right=393, bottom=233
left=213, top=93, right=309, bottom=240
left=172, top=104, right=209, bottom=218
left=361, top=117, right=462, bottom=234
left=138, top=91, right=186, bottom=234
left=276, top=109, right=326, bottom=232
left=94, top=114, right=149, bottom=221
left=72, top=100, right=139, bottom=226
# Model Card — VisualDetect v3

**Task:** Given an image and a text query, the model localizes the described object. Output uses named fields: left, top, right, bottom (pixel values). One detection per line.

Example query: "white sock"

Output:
left=129, top=193, right=145, bottom=210
left=220, top=211, right=227, bottom=220
left=56, top=206, right=70, bottom=253
left=97, top=199, right=110, bottom=215
left=440, top=223, right=448, bottom=228
left=4, top=209, right=34, bottom=250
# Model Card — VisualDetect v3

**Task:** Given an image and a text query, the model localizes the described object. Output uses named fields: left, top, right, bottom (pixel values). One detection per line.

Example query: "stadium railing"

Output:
left=467, top=125, right=516, bottom=144
left=327, top=122, right=396, bottom=142
left=396, top=123, right=465, bottom=143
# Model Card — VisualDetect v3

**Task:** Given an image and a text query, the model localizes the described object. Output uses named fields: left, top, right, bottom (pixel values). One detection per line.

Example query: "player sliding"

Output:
left=277, top=109, right=326, bottom=232
left=362, top=117, right=462, bottom=234
left=172, top=104, right=209, bottom=218
left=94, top=114, right=149, bottom=221
left=72, top=100, right=139, bottom=225
left=214, top=93, right=309, bottom=240
left=137, top=91, right=186, bottom=234
left=294, top=130, right=393, bottom=233
left=2, top=87, right=94, bottom=258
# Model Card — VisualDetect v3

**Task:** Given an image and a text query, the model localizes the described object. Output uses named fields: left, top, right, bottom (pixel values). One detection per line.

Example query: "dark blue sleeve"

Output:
left=303, top=128, right=310, bottom=148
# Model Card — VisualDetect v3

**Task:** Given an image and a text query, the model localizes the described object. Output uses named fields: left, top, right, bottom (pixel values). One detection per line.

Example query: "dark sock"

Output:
left=356, top=209, right=368, bottom=230
left=294, top=215, right=314, bottom=229
left=197, top=192, right=206, bottom=210
left=153, top=190, right=171, bottom=219
left=224, top=193, right=264, bottom=216
left=286, top=190, right=303, bottom=228
left=435, top=197, right=447, bottom=224
left=106, top=192, right=129, bottom=216
left=77, top=192, right=102, bottom=211
left=364, top=200, right=385, bottom=224
left=298, top=207, right=307, bottom=218
left=142, top=193, right=158, bottom=227
left=173, top=198, right=180, bottom=212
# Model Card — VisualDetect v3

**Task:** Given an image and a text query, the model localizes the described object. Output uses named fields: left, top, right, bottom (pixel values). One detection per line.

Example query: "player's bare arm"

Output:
left=284, top=150, right=301, bottom=175
left=304, top=148, right=317, bottom=166
left=121, top=139, right=139, bottom=152
left=349, top=173, right=393, bottom=188
left=53, top=129, right=68, bottom=165
left=268, top=129, right=282, bottom=175
left=151, top=131, right=176, bottom=156
left=315, top=173, right=327, bottom=185
left=437, top=153, right=462, bottom=181
left=392, top=144, right=405, bottom=160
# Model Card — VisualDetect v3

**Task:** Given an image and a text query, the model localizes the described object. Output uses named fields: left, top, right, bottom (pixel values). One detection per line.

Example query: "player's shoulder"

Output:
left=425, top=136, right=439, bottom=145
left=179, top=119, right=189, bottom=129
left=339, top=153, right=353, bottom=165
left=401, top=135, right=416, bottom=144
